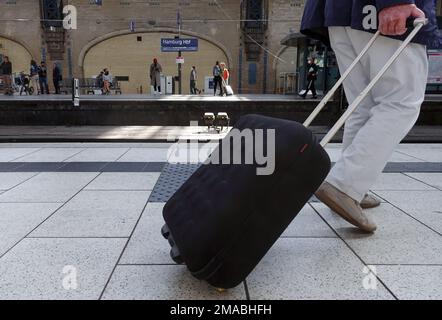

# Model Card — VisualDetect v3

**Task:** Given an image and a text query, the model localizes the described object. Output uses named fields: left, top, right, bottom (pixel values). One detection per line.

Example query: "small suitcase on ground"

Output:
left=162, top=114, right=331, bottom=289
left=162, top=18, right=427, bottom=289
left=225, top=85, right=234, bottom=96
left=222, top=79, right=234, bottom=96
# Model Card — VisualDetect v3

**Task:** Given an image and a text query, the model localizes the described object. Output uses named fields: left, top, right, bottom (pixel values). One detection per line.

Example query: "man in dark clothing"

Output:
left=301, top=0, right=441, bottom=49
left=38, top=61, right=49, bottom=94
left=301, top=1, right=441, bottom=233
left=190, top=66, right=198, bottom=94
left=52, top=63, right=62, bottom=94
left=301, top=57, right=318, bottom=99
left=0, top=56, right=13, bottom=96
left=213, top=61, right=223, bottom=96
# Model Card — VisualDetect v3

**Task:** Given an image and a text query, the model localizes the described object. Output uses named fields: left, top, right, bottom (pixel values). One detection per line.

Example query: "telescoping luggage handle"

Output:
left=302, top=18, right=428, bottom=148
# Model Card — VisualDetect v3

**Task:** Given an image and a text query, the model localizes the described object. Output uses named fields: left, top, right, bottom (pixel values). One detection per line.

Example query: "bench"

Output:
left=60, top=78, right=122, bottom=95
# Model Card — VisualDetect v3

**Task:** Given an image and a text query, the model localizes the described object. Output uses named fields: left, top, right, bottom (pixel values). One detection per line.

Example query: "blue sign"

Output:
left=161, top=38, right=199, bottom=52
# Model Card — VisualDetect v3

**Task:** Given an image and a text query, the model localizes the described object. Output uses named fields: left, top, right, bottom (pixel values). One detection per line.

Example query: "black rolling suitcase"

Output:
left=162, top=114, right=330, bottom=289
left=162, top=19, right=427, bottom=290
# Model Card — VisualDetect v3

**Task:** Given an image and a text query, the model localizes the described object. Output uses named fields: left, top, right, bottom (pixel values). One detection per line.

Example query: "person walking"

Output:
left=213, top=61, right=223, bottom=96
left=30, top=60, right=39, bottom=95
left=0, top=56, right=13, bottom=96
left=190, top=66, right=200, bottom=94
left=301, top=0, right=441, bottom=233
left=220, top=62, right=230, bottom=96
left=52, top=62, right=62, bottom=94
left=38, top=61, right=49, bottom=95
left=150, top=58, right=163, bottom=95
left=300, top=57, right=318, bottom=99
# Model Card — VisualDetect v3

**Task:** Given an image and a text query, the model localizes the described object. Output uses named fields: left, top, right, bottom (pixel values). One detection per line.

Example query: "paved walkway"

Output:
left=0, top=126, right=441, bottom=143
left=0, top=143, right=440, bottom=300
left=0, top=93, right=441, bottom=102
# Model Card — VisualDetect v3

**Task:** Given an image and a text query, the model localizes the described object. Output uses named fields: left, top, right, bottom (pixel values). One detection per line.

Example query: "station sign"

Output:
left=161, top=38, right=198, bottom=52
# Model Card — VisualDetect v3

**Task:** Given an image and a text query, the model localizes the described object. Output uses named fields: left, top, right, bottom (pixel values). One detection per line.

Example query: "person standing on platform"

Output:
left=30, top=60, right=40, bottom=95
left=213, top=61, right=223, bottom=96
left=52, top=62, right=62, bottom=94
left=150, top=58, right=163, bottom=95
left=0, top=56, right=13, bottom=96
left=220, top=62, right=230, bottom=97
left=190, top=66, right=200, bottom=95
left=38, top=61, right=49, bottom=95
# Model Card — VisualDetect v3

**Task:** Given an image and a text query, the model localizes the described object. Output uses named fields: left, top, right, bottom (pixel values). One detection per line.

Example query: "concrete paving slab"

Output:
left=102, top=265, right=247, bottom=300
left=396, top=147, right=442, bottom=162
left=0, top=203, right=62, bottom=256
left=64, top=148, right=129, bottom=162
left=282, top=204, right=337, bottom=238
left=373, top=190, right=442, bottom=234
left=312, top=203, right=442, bottom=265
left=12, top=148, right=85, bottom=162
left=85, top=173, right=160, bottom=191
left=120, top=203, right=170, bottom=265
left=0, top=148, right=40, bottom=162
left=0, top=172, right=37, bottom=190
left=247, top=238, right=394, bottom=300
left=0, top=172, right=98, bottom=203
left=370, top=173, right=437, bottom=191
left=374, top=265, right=442, bottom=300
left=30, top=190, right=150, bottom=237
left=405, top=173, right=442, bottom=190
left=117, top=148, right=168, bottom=162
left=0, top=238, right=126, bottom=300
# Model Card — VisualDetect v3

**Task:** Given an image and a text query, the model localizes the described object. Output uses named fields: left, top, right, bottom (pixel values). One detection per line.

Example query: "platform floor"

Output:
left=0, top=93, right=441, bottom=102
left=0, top=125, right=441, bottom=143
left=0, top=142, right=440, bottom=300
left=0, top=94, right=309, bottom=102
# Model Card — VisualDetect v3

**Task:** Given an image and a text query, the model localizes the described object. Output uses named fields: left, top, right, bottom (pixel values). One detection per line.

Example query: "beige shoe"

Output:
left=315, top=182, right=377, bottom=233
left=361, top=194, right=381, bottom=209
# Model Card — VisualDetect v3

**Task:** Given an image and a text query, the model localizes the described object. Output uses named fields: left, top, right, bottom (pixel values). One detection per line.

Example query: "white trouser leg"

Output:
left=326, top=27, right=428, bottom=203
left=328, top=27, right=376, bottom=151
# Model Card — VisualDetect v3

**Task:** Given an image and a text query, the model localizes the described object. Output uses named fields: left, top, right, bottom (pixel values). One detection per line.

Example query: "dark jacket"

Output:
left=30, top=64, right=38, bottom=76
left=53, top=66, right=62, bottom=81
left=301, top=0, right=442, bottom=49
left=307, top=62, right=319, bottom=81
left=38, top=66, right=47, bottom=78
left=0, top=61, right=12, bottom=75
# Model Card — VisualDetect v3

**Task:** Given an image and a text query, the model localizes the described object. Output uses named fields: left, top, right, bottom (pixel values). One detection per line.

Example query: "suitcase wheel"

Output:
left=170, top=245, right=184, bottom=264
left=167, top=234, right=175, bottom=248
left=161, top=224, right=170, bottom=240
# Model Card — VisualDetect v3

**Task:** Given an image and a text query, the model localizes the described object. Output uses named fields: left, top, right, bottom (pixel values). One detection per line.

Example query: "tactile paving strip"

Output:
left=149, top=163, right=201, bottom=203
left=148, top=161, right=442, bottom=203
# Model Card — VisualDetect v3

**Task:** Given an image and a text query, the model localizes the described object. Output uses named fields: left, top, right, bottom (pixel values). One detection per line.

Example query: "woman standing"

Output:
left=0, top=56, right=13, bottom=96
left=220, top=62, right=230, bottom=96
left=150, top=58, right=163, bottom=95
left=30, top=60, right=40, bottom=95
